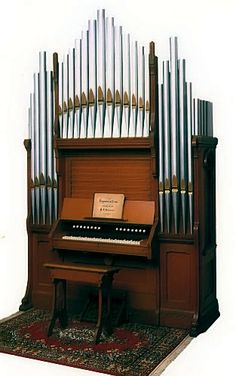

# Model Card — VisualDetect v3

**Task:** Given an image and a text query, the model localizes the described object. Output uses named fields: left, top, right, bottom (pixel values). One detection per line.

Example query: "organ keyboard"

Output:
left=51, top=197, right=158, bottom=259
left=62, top=236, right=142, bottom=246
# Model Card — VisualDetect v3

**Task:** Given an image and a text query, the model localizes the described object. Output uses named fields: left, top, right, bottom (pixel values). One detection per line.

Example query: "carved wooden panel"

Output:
left=160, top=242, right=196, bottom=311
left=113, top=267, right=159, bottom=313
left=31, top=234, right=60, bottom=308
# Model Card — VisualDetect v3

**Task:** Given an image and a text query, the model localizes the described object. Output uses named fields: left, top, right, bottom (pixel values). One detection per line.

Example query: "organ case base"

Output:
left=21, top=136, right=220, bottom=336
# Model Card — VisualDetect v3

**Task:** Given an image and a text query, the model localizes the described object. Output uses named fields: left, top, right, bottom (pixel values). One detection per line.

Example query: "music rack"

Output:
left=21, top=11, right=219, bottom=336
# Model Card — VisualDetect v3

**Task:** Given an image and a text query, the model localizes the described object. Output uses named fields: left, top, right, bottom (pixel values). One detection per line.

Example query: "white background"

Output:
left=0, top=0, right=235, bottom=375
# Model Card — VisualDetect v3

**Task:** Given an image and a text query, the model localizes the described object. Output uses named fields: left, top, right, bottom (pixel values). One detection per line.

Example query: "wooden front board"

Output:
left=61, top=197, right=155, bottom=225
left=62, top=150, right=155, bottom=202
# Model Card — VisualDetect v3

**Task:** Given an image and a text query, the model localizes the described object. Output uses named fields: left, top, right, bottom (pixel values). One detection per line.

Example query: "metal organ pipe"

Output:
left=156, top=37, right=214, bottom=234
left=74, top=39, right=81, bottom=138
left=169, top=37, right=179, bottom=234
left=33, top=73, right=40, bottom=224
left=163, top=60, right=171, bottom=233
left=104, top=15, right=115, bottom=138
left=27, top=9, right=214, bottom=234
left=28, top=57, right=57, bottom=225
left=52, top=10, right=150, bottom=140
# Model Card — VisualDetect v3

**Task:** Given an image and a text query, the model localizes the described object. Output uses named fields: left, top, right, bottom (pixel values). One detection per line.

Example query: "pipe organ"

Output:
left=22, top=9, right=219, bottom=336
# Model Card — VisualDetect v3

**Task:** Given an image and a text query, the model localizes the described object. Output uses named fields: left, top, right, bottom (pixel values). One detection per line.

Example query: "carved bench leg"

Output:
left=95, top=274, right=114, bottom=343
left=59, top=279, right=68, bottom=328
left=95, top=286, right=103, bottom=343
left=104, top=276, right=113, bottom=336
left=48, top=279, right=68, bottom=336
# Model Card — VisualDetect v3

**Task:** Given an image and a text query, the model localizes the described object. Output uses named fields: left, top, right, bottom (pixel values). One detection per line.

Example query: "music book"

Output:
left=92, top=193, right=125, bottom=219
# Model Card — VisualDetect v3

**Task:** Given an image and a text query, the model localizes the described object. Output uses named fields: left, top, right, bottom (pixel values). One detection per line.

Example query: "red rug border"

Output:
left=0, top=347, right=116, bottom=375
left=0, top=310, right=189, bottom=376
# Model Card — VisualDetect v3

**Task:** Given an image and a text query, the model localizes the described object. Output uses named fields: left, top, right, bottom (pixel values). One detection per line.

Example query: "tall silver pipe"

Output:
left=178, top=59, right=187, bottom=233
left=67, top=49, right=75, bottom=138
left=33, top=73, right=40, bottom=224
left=46, top=71, right=54, bottom=224
left=129, top=40, right=138, bottom=137
left=88, top=19, right=97, bottom=138
left=121, top=32, right=131, bottom=137
left=50, top=72, right=57, bottom=222
left=169, top=37, right=179, bottom=233
left=186, top=82, right=193, bottom=233
left=208, top=102, right=213, bottom=137
left=96, top=9, right=106, bottom=138
left=29, top=93, right=36, bottom=224
left=136, top=45, right=145, bottom=137
left=163, top=60, right=171, bottom=233
left=202, top=100, right=206, bottom=136
left=143, top=45, right=150, bottom=137
left=204, top=101, right=207, bottom=135
left=74, top=39, right=81, bottom=138
left=39, top=52, right=47, bottom=224
left=104, top=16, right=115, bottom=138
left=58, top=62, right=63, bottom=137
left=158, top=83, right=164, bottom=232
left=197, top=98, right=201, bottom=135
left=39, top=52, right=47, bottom=179
left=113, top=25, right=123, bottom=138
left=80, top=30, right=89, bottom=138
left=192, top=98, right=195, bottom=135
left=193, top=98, right=198, bottom=135
left=199, top=99, right=203, bottom=135
left=62, top=54, right=69, bottom=138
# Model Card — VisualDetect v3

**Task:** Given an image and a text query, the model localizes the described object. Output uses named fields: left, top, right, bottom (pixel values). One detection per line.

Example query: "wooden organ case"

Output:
left=21, top=21, right=219, bottom=337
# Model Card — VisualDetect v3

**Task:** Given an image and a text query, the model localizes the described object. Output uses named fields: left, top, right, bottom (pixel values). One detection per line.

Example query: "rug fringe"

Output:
left=149, top=335, right=193, bottom=375
left=0, top=310, right=26, bottom=324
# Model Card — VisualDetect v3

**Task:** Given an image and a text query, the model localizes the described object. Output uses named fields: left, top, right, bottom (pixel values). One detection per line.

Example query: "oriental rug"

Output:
left=0, top=309, right=189, bottom=376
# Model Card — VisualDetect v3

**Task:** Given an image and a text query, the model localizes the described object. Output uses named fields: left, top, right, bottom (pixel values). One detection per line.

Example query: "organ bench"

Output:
left=44, top=262, right=120, bottom=343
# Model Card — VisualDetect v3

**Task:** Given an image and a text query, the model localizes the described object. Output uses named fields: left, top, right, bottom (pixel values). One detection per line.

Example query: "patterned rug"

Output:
left=0, top=309, right=188, bottom=376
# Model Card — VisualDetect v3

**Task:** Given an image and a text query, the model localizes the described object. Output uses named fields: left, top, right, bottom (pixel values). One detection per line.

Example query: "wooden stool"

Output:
left=44, top=263, right=120, bottom=343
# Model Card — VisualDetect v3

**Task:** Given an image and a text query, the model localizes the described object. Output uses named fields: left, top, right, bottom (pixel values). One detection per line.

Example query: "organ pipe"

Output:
left=27, top=9, right=214, bottom=234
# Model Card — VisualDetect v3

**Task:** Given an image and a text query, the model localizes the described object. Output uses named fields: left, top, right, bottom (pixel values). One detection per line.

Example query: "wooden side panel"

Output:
left=195, top=243, right=220, bottom=334
left=191, top=137, right=220, bottom=334
left=31, top=233, right=60, bottom=309
left=160, top=242, right=197, bottom=328
left=193, top=138, right=217, bottom=256
left=200, top=249, right=216, bottom=311
left=113, top=266, right=159, bottom=323
left=164, top=252, right=191, bottom=305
